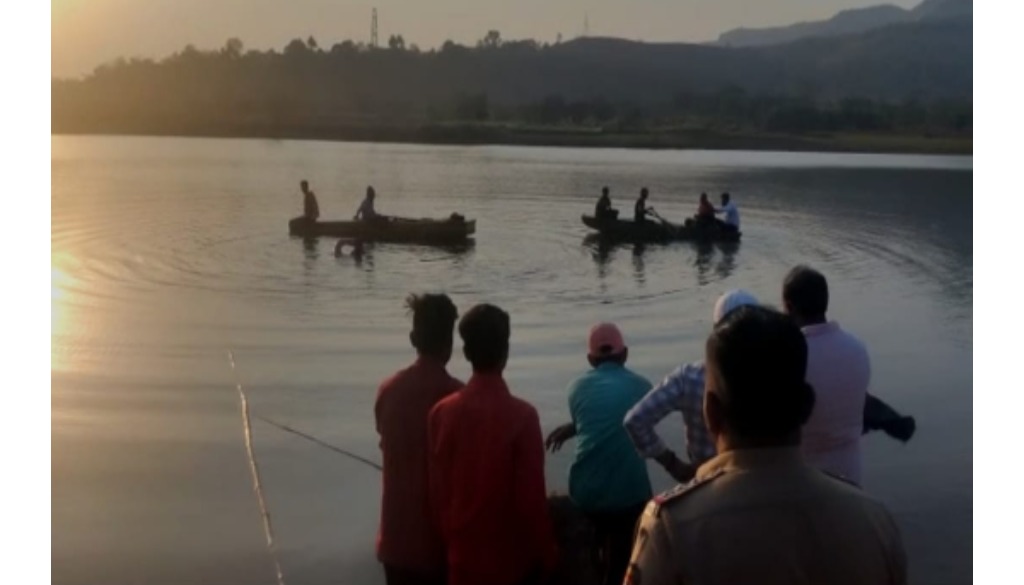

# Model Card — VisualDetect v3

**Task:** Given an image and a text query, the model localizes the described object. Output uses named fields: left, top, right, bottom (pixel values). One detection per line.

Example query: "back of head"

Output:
left=301, top=180, right=309, bottom=190
left=367, top=186, right=376, bottom=198
left=782, top=265, right=829, bottom=321
left=602, top=186, right=609, bottom=197
left=722, top=192, right=730, bottom=203
left=641, top=187, right=649, bottom=198
left=700, top=193, right=708, bottom=202
left=705, top=305, right=814, bottom=444
left=713, top=289, right=759, bottom=325
left=406, top=293, right=458, bottom=360
left=459, top=303, right=510, bottom=372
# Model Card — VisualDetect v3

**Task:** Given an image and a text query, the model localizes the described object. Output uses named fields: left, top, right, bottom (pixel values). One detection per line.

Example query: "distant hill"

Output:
left=716, top=0, right=971, bottom=47
left=51, top=10, right=971, bottom=150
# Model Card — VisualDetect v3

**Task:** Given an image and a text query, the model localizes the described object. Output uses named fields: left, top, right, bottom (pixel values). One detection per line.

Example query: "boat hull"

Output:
left=581, top=215, right=740, bottom=243
left=289, top=216, right=476, bottom=244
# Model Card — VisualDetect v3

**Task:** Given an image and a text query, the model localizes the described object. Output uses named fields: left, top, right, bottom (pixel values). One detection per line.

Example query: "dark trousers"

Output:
left=383, top=564, right=445, bottom=585
left=586, top=503, right=647, bottom=585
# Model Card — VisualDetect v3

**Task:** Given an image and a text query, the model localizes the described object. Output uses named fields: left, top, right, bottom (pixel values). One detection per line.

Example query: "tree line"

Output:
left=52, top=27, right=971, bottom=139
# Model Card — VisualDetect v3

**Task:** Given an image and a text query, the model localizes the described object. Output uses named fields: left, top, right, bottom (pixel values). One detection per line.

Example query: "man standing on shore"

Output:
left=782, top=266, right=871, bottom=485
left=545, top=323, right=652, bottom=585
left=625, top=306, right=906, bottom=585
left=428, top=304, right=559, bottom=585
left=375, top=294, right=461, bottom=585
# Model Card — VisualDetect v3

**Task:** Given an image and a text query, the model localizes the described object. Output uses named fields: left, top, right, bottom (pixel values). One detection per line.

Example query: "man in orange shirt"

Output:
left=428, top=304, right=559, bottom=585
left=375, top=294, right=462, bottom=585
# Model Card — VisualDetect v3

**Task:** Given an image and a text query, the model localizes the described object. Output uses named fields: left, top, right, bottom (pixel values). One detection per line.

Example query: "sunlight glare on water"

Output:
left=51, top=136, right=972, bottom=585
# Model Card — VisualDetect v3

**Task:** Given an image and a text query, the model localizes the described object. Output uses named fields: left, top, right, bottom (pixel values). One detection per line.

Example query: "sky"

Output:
left=52, top=0, right=921, bottom=79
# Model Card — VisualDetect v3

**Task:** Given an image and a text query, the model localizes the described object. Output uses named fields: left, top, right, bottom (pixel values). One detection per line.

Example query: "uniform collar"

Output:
left=696, top=447, right=805, bottom=481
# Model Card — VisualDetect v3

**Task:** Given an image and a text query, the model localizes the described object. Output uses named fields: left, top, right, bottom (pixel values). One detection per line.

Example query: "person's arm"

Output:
left=426, top=406, right=449, bottom=539
left=624, top=370, right=686, bottom=459
left=625, top=367, right=702, bottom=482
left=544, top=422, right=577, bottom=452
left=516, top=408, right=559, bottom=575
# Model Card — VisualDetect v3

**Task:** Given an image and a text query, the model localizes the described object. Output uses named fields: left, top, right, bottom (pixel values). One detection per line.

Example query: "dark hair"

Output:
left=602, top=186, right=609, bottom=196
left=706, top=305, right=814, bottom=442
left=406, top=293, right=458, bottom=357
left=783, top=265, right=829, bottom=320
left=459, top=303, right=510, bottom=371
left=367, top=186, right=376, bottom=197
left=300, top=180, right=309, bottom=188
left=640, top=187, right=649, bottom=197
left=721, top=192, right=731, bottom=202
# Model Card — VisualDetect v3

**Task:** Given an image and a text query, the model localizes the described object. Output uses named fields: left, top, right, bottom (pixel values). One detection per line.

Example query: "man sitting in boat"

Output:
left=714, top=192, right=740, bottom=232
left=354, top=186, right=383, bottom=222
left=634, top=188, right=653, bottom=224
left=301, top=180, right=320, bottom=221
left=695, top=193, right=715, bottom=226
left=595, top=187, right=618, bottom=220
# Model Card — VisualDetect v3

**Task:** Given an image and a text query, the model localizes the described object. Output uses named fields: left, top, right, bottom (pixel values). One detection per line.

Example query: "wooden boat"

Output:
left=289, top=215, right=476, bottom=244
left=581, top=214, right=741, bottom=243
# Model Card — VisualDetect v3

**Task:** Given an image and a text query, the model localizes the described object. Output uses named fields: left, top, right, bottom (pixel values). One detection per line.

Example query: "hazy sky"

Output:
left=52, top=0, right=920, bottom=78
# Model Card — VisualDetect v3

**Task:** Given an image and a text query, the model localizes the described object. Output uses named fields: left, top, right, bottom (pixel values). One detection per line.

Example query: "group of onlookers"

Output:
left=374, top=265, right=907, bottom=585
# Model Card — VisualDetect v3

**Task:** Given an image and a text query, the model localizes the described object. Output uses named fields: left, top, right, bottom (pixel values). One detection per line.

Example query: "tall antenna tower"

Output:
left=371, top=8, right=379, bottom=48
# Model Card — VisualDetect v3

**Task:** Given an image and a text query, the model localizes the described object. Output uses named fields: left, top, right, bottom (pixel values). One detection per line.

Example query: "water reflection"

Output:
left=632, top=243, right=647, bottom=287
left=695, top=241, right=739, bottom=285
left=584, top=235, right=738, bottom=286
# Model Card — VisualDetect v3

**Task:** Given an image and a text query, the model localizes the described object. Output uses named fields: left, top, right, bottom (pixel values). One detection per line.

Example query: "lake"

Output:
left=51, top=136, right=972, bottom=585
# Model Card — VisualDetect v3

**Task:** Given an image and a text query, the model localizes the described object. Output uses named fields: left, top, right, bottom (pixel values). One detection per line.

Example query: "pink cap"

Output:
left=588, top=323, right=626, bottom=357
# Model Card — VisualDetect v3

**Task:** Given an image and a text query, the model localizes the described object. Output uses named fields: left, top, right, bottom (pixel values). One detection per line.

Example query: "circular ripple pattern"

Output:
left=52, top=136, right=972, bottom=585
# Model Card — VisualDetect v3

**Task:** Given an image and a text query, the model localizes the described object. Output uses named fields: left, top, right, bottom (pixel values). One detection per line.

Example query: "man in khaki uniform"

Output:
left=625, top=305, right=906, bottom=585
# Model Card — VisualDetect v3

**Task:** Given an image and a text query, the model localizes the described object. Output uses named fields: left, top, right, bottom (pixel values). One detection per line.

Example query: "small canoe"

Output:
left=581, top=215, right=741, bottom=243
left=289, top=215, right=476, bottom=244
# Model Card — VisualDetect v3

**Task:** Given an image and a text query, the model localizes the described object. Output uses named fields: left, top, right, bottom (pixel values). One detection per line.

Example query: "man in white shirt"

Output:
left=715, top=192, right=740, bottom=232
left=782, top=265, right=869, bottom=485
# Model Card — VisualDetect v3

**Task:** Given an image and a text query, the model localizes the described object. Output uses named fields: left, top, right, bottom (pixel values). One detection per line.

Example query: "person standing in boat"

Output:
left=634, top=188, right=654, bottom=224
left=714, top=192, right=740, bottom=232
left=355, top=186, right=382, bottom=221
left=301, top=180, right=320, bottom=221
left=595, top=187, right=617, bottom=220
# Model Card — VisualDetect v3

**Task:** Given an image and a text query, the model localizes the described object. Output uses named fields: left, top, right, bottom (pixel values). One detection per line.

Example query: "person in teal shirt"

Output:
left=546, top=322, right=653, bottom=585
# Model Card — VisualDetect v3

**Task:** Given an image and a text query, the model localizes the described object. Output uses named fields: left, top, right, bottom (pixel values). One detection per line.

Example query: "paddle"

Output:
left=649, top=208, right=674, bottom=228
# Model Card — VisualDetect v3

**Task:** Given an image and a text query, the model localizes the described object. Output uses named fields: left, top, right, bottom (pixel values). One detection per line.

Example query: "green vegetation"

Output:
left=52, top=20, right=971, bottom=155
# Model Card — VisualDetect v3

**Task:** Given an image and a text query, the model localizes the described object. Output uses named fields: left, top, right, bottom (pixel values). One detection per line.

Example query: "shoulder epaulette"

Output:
left=821, top=470, right=861, bottom=489
left=646, top=469, right=727, bottom=516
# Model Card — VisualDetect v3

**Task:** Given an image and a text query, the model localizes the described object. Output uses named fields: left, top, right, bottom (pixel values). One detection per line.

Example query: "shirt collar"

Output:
left=594, top=361, right=624, bottom=372
left=696, top=446, right=805, bottom=481
left=464, top=371, right=511, bottom=396
left=801, top=321, right=840, bottom=337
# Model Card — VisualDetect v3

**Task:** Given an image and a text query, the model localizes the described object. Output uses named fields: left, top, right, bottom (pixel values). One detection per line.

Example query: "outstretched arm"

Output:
left=545, top=422, right=577, bottom=452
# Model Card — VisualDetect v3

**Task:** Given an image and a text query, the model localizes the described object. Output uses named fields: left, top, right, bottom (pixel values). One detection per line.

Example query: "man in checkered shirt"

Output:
left=624, top=290, right=759, bottom=482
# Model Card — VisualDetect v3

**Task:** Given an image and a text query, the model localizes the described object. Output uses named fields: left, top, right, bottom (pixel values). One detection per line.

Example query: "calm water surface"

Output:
left=51, top=136, right=972, bottom=585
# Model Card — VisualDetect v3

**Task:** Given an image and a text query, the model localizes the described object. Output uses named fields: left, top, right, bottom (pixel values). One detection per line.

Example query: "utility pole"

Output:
left=584, top=12, right=589, bottom=37
left=371, top=8, right=379, bottom=48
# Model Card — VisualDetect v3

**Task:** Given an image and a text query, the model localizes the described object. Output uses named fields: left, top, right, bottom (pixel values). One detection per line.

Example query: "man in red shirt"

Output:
left=375, top=293, right=462, bottom=585
left=428, top=304, right=559, bottom=585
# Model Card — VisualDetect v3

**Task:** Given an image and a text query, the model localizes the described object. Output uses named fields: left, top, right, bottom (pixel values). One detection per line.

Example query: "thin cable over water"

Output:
left=228, top=351, right=286, bottom=585
left=252, top=414, right=382, bottom=471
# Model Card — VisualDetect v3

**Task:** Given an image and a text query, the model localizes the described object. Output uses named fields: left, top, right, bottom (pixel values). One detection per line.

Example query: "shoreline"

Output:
left=51, top=124, right=973, bottom=156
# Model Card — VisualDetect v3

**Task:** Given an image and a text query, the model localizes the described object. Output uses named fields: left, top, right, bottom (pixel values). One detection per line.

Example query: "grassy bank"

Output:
left=52, top=121, right=972, bottom=156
